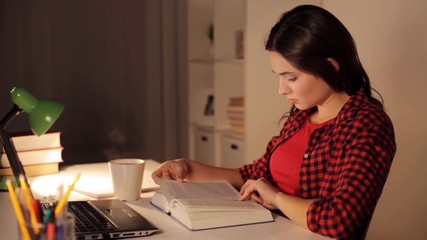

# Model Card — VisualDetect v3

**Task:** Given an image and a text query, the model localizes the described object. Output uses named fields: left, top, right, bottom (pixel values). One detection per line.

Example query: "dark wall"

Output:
left=0, top=0, right=186, bottom=164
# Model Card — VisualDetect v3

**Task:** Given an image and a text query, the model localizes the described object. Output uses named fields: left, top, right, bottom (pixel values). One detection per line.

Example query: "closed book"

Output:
left=228, top=97, right=244, bottom=106
left=226, top=106, right=244, bottom=113
left=226, top=111, right=244, bottom=120
left=151, top=180, right=273, bottom=230
left=0, top=162, right=59, bottom=177
left=5, top=132, right=61, bottom=152
left=0, top=147, right=63, bottom=168
left=229, top=119, right=245, bottom=128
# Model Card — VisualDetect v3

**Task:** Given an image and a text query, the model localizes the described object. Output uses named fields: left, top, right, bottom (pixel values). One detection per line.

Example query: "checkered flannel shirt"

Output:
left=239, top=90, right=396, bottom=239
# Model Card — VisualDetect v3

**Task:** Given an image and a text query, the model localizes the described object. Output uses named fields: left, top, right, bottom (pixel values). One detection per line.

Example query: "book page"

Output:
left=158, top=180, right=240, bottom=203
left=172, top=198, right=263, bottom=211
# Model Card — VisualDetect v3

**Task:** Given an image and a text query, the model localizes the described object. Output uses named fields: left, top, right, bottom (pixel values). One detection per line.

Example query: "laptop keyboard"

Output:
left=68, top=201, right=117, bottom=233
left=42, top=201, right=117, bottom=233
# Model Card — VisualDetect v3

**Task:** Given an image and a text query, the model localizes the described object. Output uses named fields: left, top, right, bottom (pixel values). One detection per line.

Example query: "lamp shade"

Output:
left=10, top=87, right=64, bottom=136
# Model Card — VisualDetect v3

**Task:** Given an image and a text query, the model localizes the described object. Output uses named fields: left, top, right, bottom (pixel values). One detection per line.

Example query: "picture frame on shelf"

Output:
left=194, top=88, right=214, bottom=126
left=235, top=29, right=244, bottom=59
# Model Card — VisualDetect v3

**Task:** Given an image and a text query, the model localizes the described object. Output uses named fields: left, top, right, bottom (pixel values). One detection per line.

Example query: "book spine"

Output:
left=0, top=147, right=63, bottom=168
left=0, top=162, right=59, bottom=177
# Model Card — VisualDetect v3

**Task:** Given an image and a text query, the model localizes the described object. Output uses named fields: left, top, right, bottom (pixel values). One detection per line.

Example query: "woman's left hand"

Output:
left=239, top=178, right=281, bottom=209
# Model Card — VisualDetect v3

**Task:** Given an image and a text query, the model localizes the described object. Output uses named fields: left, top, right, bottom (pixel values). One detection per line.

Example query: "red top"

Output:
left=270, top=118, right=333, bottom=196
left=239, top=90, right=396, bottom=239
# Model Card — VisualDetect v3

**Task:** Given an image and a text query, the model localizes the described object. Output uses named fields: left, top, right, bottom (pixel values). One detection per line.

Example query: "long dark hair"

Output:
left=265, top=5, right=383, bottom=116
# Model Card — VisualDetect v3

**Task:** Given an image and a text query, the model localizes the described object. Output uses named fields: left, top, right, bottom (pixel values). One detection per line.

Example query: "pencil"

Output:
left=5, top=179, right=31, bottom=240
left=19, top=175, right=40, bottom=235
left=55, top=173, right=81, bottom=218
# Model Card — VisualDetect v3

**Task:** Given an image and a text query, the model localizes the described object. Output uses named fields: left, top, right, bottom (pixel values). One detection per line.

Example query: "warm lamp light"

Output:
left=0, top=87, right=64, bottom=187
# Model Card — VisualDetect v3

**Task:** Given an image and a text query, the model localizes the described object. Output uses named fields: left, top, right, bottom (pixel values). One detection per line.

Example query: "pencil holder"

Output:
left=18, top=212, right=76, bottom=240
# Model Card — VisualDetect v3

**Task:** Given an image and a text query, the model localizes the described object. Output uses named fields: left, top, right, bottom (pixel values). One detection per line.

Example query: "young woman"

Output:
left=152, top=5, right=396, bottom=239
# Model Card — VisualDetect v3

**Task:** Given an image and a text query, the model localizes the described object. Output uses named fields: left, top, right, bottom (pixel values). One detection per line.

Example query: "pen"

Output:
left=19, top=175, right=40, bottom=234
left=43, top=207, right=55, bottom=224
left=56, top=222, right=65, bottom=240
left=47, top=222, right=56, bottom=240
left=32, top=199, right=42, bottom=223
left=55, top=173, right=81, bottom=218
left=5, top=179, right=31, bottom=240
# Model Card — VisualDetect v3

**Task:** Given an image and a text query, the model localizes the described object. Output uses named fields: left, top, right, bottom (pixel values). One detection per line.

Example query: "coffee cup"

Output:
left=108, top=158, right=145, bottom=201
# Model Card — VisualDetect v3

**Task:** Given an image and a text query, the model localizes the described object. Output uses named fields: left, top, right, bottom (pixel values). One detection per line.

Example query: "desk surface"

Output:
left=0, top=161, right=331, bottom=240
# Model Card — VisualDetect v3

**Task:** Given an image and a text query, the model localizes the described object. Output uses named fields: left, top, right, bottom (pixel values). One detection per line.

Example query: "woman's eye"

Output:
left=288, top=77, right=297, bottom=82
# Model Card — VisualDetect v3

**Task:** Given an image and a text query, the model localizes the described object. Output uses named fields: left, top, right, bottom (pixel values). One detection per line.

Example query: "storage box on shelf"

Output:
left=221, top=134, right=245, bottom=168
left=193, top=126, right=215, bottom=166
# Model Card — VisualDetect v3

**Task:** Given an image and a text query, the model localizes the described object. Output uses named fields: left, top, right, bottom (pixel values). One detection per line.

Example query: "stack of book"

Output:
left=0, top=132, right=63, bottom=177
left=226, top=97, right=245, bottom=136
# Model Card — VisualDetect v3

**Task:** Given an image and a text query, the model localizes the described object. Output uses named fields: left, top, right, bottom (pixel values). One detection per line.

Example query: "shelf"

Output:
left=189, top=58, right=214, bottom=64
left=223, top=130, right=245, bottom=140
left=215, top=58, right=244, bottom=65
left=189, top=58, right=244, bottom=65
left=190, top=122, right=214, bottom=130
left=191, top=122, right=231, bottom=133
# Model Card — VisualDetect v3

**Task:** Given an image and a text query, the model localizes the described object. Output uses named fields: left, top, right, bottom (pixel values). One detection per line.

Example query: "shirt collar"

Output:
left=291, top=89, right=369, bottom=125
left=336, top=89, right=369, bottom=122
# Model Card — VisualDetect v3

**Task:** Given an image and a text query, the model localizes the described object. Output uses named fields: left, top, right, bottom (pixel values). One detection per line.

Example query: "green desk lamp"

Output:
left=0, top=87, right=64, bottom=187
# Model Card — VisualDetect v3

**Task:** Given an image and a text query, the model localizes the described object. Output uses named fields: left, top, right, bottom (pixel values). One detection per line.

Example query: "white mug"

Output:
left=108, top=158, right=145, bottom=201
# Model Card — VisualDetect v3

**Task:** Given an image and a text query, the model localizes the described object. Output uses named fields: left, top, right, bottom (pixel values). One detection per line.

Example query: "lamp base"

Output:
left=0, top=176, right=17, bottom=191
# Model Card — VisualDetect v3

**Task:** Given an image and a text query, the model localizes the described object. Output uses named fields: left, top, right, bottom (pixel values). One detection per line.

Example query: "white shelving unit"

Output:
left=187, top=0, right=320, bottom=167
left=187, top=0, right=246, bottom=168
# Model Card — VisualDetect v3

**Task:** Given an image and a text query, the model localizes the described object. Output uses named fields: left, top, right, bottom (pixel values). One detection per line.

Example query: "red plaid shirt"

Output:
left=239, top=90, right=396, bottom=239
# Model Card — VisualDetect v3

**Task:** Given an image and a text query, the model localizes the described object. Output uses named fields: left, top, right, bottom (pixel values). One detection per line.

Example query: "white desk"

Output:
left=0, top=160, right=331, bottom=240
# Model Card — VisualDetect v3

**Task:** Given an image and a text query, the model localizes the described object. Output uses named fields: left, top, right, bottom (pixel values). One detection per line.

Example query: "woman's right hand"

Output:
left=151, top=158, right=190, bottom=184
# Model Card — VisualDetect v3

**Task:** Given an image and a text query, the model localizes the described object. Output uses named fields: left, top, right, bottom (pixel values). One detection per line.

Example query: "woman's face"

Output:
left=268, top=51, right=333, bottom=110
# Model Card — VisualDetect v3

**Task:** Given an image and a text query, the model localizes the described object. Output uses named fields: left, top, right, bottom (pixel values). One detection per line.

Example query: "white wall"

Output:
left=323, top=1, right=427, bottom=239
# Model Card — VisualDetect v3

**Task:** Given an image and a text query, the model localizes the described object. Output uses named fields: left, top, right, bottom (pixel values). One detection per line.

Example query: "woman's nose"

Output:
left=278, top=79, right=290, bottom=95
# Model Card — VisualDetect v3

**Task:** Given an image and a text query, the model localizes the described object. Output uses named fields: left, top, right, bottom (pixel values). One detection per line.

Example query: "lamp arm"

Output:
left=0, top=105, right=30, bottom=189
left=0, top=105, right=23, bottom=128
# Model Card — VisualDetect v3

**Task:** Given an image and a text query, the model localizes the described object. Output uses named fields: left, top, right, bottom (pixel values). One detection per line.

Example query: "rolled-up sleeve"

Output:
left=307, top=122, right=396, bottom=238
left=239, top=135, right=282, bottom=182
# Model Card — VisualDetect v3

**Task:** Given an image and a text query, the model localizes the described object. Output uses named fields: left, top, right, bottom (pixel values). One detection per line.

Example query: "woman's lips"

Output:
left=288, top=99, right=297, bottom=104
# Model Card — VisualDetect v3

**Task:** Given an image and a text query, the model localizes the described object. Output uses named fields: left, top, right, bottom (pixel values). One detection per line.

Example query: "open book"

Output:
left=150, top=179, right=274, bottom=230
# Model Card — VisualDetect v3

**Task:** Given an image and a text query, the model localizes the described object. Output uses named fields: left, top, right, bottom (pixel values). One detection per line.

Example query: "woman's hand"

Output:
left=151, top=158, right=190, bottom=184
left=239, top=178, right=281, bottom=209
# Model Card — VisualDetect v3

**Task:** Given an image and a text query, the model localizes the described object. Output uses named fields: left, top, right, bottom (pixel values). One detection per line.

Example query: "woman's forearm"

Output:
left=184, top=159, right=245, bottom=188
left=274, top=192, right=314, bottom=229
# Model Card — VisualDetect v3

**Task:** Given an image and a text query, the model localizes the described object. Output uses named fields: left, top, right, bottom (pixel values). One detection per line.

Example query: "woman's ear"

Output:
left=327, top=58, right=340, bottom=72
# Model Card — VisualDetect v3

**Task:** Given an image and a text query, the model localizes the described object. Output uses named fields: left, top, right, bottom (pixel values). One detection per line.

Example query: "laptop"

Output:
left=66, top=199, right=159, bottom=239
left=41, top=199, right=158, bottom=239
left=39, top=193, right=159, bottom=239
